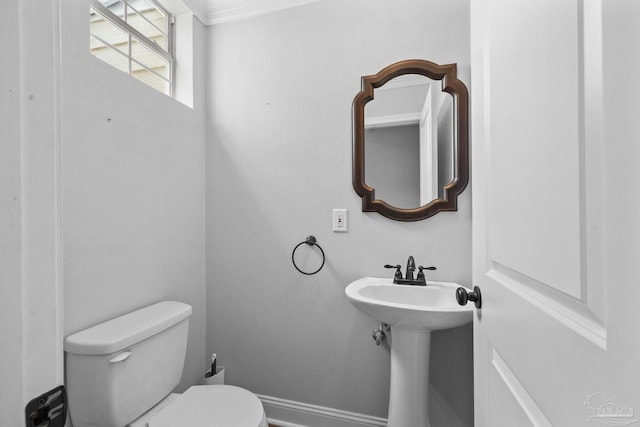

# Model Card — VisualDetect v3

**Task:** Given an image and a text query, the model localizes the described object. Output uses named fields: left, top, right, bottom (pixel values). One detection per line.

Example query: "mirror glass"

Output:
left=352, top=59, right=468, bottom=221
left=364, top=75, right=454, bottom=209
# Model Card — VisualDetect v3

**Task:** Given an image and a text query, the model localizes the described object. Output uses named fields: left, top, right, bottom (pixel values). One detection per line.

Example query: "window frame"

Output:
left=89, top=0, right=175, bottom=96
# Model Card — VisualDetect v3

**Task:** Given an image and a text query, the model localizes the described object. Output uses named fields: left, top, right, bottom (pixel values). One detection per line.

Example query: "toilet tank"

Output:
left=64, top=301, right=192, bottom=427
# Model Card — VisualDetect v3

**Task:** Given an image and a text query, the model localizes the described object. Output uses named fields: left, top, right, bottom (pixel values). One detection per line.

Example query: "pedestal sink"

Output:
left=345, top=277, right=473, bottom=427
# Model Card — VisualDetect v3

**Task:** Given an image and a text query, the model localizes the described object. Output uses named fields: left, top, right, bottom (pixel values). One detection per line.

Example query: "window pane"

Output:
left=132, top=68, right=170, bottom=94
left=127, top=7, right=168, bottom=50
left=88, top=0, right=173, bottom=97
left=126, top=0, right=168, bottom=51
left=129, top=0, right=168, bottom=30
left=131, top=36, right=170, bottom=79
left=90, top=35, right=130, bottom=73
left=98, top=0, right=126, bottom=20
left=90, top=7, right=129, bottom=55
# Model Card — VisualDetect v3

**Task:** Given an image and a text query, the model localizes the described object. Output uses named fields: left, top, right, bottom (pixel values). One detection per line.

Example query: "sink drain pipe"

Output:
left=372, top=323, right=390, bottom=345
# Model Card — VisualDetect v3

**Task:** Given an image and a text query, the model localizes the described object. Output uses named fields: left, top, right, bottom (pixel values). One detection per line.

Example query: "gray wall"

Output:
left=206, top=0, right=473, bottom=425
left=61, top=4, right=207, bottom=391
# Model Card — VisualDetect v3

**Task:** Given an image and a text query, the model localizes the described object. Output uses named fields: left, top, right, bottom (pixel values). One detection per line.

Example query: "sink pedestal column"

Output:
left=388, top=328, right=431, bottom=427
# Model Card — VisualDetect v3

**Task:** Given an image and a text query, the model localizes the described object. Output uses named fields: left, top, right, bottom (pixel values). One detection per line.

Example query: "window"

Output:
left=89, top=0, right=174, bottom=95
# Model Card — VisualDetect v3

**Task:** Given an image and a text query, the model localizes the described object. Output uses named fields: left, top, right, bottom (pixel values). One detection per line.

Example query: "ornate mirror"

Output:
left=352, top=59, right=469, bottom=221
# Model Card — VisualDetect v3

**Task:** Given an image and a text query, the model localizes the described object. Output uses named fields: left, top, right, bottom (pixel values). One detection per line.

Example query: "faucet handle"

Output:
left=416, top=265, right=437, bottom=281
left=384, top=264, right=403, bottom=280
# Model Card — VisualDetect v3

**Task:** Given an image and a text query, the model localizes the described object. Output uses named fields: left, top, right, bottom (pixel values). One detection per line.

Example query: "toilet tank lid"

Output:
left=64, top=301, right=192, bottom=355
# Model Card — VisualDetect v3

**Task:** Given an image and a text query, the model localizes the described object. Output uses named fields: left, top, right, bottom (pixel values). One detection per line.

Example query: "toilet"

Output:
left=64, top=301, right=268, bottom=427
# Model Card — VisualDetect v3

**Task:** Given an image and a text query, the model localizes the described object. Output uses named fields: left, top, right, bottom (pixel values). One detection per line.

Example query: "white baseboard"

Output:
left=257, top=394, right=387, bottom=427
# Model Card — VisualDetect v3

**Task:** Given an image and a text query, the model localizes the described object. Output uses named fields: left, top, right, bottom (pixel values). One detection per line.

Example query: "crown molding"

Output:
left=205, top=0, right=324, bottom=25
left=365, top=113, right=422, bottom=129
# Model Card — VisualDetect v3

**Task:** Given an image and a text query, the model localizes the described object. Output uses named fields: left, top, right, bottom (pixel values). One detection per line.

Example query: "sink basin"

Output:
left=345, top=277, right=474, bottom=427
left=345, top=277, right=473, bottom=331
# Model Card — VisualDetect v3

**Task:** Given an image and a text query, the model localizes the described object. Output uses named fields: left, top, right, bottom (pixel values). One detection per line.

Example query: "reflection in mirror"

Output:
left=352, top=59, right=469, bottom=221
left=364, top=75, right=454, bottom=209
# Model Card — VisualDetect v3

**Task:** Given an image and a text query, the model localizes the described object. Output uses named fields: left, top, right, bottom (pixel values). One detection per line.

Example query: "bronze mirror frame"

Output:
left=352, top=59, right=469, bottom=221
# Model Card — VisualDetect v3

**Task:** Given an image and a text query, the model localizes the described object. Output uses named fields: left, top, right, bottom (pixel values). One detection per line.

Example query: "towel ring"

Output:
left=291, top=236, right=325, bottom=275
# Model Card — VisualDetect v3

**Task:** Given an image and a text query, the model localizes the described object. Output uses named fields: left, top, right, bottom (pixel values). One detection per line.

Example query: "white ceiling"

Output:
left=182, top=0, right=324, bottom=25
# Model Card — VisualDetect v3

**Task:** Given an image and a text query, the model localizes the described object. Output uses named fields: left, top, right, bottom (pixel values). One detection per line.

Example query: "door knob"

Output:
left=456, top=286, right=482, bottom=309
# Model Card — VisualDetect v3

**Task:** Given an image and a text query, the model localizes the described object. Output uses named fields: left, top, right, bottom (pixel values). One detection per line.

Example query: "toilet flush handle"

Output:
left=109, top=351, right=132, bottom=363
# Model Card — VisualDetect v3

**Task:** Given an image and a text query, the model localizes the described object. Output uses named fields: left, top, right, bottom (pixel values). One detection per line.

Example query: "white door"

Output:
left=471, top=1, right=640, bottom=426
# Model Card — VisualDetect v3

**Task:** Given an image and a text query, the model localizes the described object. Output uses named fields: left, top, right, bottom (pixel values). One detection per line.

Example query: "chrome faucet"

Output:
left=405, top=256, right=416, bottom=280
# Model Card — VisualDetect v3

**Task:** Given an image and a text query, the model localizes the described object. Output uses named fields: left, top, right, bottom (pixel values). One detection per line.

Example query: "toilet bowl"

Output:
left=64, top=301, right=267, bottom=427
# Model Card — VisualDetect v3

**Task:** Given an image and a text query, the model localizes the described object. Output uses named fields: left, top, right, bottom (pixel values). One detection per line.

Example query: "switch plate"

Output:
left=333, top=209, right=348, bottom=232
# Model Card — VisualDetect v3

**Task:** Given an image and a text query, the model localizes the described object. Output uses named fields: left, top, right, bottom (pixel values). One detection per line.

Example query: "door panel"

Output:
left=488, top=347, right=551, bottom=427
left=472, top=0, right=640, bottom=425
left=488, top=0, right=583, bottom=301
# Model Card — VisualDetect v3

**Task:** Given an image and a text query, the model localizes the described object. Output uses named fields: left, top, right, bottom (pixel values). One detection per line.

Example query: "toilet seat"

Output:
left=147, top=385, right=268, bottom=427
